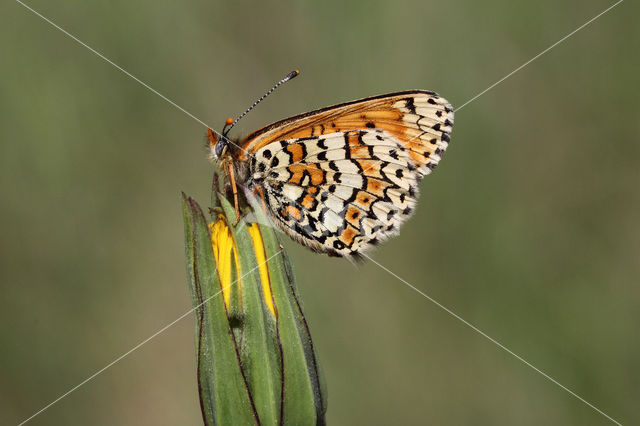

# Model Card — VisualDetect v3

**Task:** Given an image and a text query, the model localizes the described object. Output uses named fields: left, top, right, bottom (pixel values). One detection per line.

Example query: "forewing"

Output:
left=237, top=90, right=454, bottom=176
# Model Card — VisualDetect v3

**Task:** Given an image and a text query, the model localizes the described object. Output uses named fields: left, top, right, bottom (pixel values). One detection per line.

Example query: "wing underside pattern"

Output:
left=241, top=91, right=453, bottom=257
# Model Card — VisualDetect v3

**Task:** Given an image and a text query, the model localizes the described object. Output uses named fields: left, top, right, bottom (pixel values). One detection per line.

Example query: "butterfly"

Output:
left=207, top=70, right=453, bottom=259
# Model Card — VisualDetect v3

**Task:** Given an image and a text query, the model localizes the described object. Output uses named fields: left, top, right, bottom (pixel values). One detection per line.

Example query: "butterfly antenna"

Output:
left=223, top=69, right=300, bottom=135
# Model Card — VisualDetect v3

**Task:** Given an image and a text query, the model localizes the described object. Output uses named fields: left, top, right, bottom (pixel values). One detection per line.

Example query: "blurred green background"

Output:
left=1, top=0, right=638, bottom=424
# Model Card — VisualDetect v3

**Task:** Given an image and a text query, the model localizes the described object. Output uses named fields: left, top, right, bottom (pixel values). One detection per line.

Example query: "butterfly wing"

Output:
left=241, top=91, right=454, bottom=257
left=237, top=90, right=453, bottom=168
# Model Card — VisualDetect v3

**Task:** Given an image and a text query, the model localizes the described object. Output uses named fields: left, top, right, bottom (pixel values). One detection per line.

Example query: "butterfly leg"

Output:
left=226, top=161, right=241, bottom=226
left=253, top=185, right=268, bottom=215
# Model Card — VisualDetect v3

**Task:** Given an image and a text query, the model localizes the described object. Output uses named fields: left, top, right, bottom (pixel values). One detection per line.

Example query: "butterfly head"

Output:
left=207, top=119, right=234, bottom=162
left=206, top=127, right=228, bottom=162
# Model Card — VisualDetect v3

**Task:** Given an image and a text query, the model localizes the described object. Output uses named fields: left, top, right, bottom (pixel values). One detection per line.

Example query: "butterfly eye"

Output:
left=215, top=141, right=227, bottom=158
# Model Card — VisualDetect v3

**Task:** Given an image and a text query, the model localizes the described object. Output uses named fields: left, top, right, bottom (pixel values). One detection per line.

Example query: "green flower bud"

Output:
left=182, top=175, right=326, bottom=426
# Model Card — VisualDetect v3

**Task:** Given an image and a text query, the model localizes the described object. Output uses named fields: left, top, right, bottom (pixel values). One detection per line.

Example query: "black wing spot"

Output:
left=365, top=122, right=375, bottom=128
left=405, top=97, right=417, bottom=114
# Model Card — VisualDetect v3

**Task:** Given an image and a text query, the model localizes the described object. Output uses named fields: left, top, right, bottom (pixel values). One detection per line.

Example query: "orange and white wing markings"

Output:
left=236, top=90, right=454, bottom=258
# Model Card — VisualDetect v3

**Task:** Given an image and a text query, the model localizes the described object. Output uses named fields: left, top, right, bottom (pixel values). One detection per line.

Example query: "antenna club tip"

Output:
left=287, top=69, right=300, bottom=80
left=225, top=117, right=234, bottom=126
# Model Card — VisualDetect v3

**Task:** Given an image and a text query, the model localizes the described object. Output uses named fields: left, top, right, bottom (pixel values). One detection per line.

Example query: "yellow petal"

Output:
left=247, top=223, right=276, bottom=318
left=209, top=216, right=241, bottom=309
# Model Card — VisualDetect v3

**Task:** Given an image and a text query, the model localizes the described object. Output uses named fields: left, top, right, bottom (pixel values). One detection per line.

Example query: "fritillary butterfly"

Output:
left=207, top=71, right=454, bottom=259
